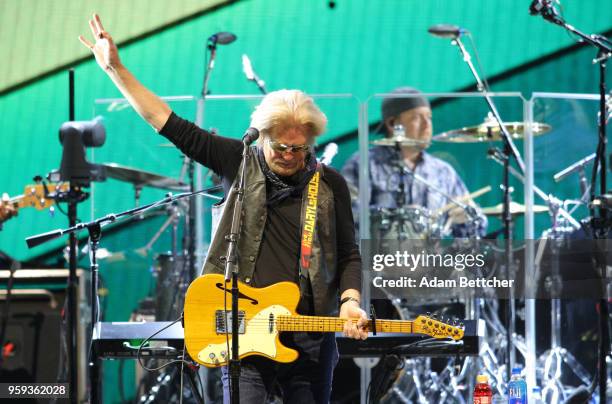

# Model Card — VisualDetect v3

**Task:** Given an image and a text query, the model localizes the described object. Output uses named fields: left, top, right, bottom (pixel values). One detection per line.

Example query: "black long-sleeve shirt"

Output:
left=159, top=113, right=362, bottom=296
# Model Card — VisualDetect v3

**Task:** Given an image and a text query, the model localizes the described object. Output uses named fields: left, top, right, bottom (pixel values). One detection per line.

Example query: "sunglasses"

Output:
left=266, top=138, right=312, bottom=154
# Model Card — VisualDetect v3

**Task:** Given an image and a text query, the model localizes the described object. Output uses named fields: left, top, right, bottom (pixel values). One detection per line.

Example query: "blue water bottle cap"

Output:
left=511, top=366, right=522, bottom=374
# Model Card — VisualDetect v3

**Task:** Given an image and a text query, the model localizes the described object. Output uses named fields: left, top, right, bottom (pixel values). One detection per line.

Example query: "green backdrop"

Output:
left=0, top=1, right=611, bottom=402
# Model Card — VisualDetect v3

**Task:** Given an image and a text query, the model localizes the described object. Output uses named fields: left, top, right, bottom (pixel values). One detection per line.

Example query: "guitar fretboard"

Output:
left=275, top=315, right=413, bottom=333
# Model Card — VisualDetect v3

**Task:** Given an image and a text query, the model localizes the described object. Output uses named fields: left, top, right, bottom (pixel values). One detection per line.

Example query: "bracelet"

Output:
left=339, top=296, right=360, bottom=306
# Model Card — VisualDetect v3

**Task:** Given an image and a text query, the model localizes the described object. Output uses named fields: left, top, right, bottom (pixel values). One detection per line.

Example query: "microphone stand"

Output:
left=25, top=189, right=221, bottom=404
left=450, top=33, right=525, bottom=380
left=223, top=141, right=252, bottom=404
left=531, top=4, right=612, bottom=402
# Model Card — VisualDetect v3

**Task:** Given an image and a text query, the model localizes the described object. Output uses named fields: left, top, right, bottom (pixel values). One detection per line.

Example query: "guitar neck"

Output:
left=276, top=315, right=413, bottom=334
left=10, top=195, right=24, bottom=207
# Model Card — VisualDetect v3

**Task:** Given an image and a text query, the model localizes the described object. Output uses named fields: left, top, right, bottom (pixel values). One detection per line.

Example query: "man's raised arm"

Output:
left=78, top=14, right=171, bottom=131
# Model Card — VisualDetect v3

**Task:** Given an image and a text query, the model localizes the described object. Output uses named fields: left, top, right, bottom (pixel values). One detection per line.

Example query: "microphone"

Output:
left=319, top=143, right=338, bottom=165
left=242, top=127, right=259, bottom=145
left=553, top=153, right=596, bottom=183
left=208, top=32, right=237, bottom=45
left=529, top=0, right=562, bottom=21
left=242, top=54, right=267, bottom=93
left=428, top=24, right=469, bottom=39
left=529, top=0, right=547, bottom=15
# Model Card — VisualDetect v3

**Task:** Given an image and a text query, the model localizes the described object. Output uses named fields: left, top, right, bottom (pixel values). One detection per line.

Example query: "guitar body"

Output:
left=184, top=274, right=300, bottom=368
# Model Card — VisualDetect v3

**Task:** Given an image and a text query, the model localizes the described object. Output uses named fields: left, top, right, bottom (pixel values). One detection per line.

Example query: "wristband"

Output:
left=339, top=296, right=360, bottom=306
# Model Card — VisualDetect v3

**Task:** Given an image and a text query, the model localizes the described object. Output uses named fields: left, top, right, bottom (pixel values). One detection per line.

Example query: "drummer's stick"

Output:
left=435, top=185, right=492, bottom=216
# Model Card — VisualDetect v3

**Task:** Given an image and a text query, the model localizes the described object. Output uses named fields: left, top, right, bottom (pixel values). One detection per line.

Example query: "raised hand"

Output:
left=0, top=193, right=17, bottom=223
left=78, top=14, right=121, bottom=72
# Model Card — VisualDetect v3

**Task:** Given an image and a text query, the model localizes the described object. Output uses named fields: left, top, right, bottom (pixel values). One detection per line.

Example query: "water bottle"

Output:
left=508, top=367, right=528, bottom=404
left=531, top=387, right=543, bottom=404
left=474, top=374, right=493, bottom=404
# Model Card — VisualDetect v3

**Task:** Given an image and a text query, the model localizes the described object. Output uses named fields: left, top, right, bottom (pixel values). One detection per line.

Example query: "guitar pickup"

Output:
left=215, top=310, right=246, bottom=334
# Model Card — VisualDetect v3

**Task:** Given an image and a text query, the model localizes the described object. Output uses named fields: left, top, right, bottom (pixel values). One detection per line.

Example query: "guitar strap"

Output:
left=298, top=163, right=322, bottom=281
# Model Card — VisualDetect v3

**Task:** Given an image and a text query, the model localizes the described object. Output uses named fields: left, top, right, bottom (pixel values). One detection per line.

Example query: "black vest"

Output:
left=202, top=147, right=339, bottom=316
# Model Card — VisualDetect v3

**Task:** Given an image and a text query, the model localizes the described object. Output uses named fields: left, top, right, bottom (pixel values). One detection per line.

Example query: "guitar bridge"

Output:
left=215, top=310, right=246, bottom=334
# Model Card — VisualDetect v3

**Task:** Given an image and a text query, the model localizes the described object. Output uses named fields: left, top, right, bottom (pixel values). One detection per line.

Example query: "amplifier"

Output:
left=0, top=269, right=89, bottom=402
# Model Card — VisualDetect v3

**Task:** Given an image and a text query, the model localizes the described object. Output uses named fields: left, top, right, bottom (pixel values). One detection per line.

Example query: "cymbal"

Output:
left=481, top=201, right=549, bottom=216
left=433, top=121, right=551, bottom=143
left=371, top=134, right=430, bottom=148
left=102, top=163, right=189, bottom=192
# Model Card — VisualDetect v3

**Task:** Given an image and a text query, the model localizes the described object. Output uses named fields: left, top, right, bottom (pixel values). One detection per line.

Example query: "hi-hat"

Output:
left=433, top=117, right=551, bottom=143
left=103, top=163, right=189, bottom=191
left=481, top=201, right=549, bottom=216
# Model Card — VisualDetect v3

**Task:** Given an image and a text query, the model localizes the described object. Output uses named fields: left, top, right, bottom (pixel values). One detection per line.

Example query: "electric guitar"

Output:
left=183, top=274, right=464, bottom=368
left=1, top=182, right=69, bottom=222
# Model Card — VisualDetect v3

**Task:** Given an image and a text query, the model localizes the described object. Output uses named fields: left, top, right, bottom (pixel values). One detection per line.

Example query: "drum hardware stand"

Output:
left=553, top=153, right=596, bottom=206
left=531, top=3, right=612, bottom=401
left=392, top=133, right=410, bottom=241
left=25, top=189, right=218, bottom=403
left=488, top=149, right=581, bottom=230
left=536, top=222, right=593, bottom=402
left=134, top=199, right=186, bottom=258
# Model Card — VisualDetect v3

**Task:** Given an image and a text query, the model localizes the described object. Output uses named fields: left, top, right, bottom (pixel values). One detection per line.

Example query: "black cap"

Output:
left=378, top=87, right=430, bottom=133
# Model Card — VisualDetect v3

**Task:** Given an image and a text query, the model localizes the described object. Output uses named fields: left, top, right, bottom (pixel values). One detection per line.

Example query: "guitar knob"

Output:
left=220, top=351, right=227, bottom=358
left=209, top=353, right=216, bottom=360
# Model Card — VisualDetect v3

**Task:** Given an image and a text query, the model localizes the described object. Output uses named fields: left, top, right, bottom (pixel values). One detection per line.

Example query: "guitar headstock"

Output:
left=18, top=182, right=69, bottom=210
left=413, top=315, right=464, bottom=340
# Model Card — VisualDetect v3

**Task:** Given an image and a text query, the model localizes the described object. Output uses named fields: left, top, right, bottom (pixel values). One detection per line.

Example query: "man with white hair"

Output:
left=80, top=14, right=367, bottom=403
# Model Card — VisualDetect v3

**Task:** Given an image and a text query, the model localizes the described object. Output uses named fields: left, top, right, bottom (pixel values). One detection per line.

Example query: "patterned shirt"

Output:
left=341, top=146, right=487, bottom=238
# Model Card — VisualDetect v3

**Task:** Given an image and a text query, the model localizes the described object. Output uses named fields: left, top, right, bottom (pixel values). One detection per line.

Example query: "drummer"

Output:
left=341, top=87, right=487, bottom=238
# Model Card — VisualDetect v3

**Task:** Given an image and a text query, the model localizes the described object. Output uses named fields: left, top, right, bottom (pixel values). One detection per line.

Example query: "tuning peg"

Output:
left=426, top=311, right=431, bottom=317
left=459, top=322, right=464, bottom=329
left=431, top=313, right=437, bottom=319
left=452, top=317, right=458, bottom=326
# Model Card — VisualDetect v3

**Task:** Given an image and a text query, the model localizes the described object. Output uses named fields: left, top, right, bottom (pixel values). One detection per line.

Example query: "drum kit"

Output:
left=99, top=161, right=225, bottom=320
left=364, top=117, right=603, bottom=402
